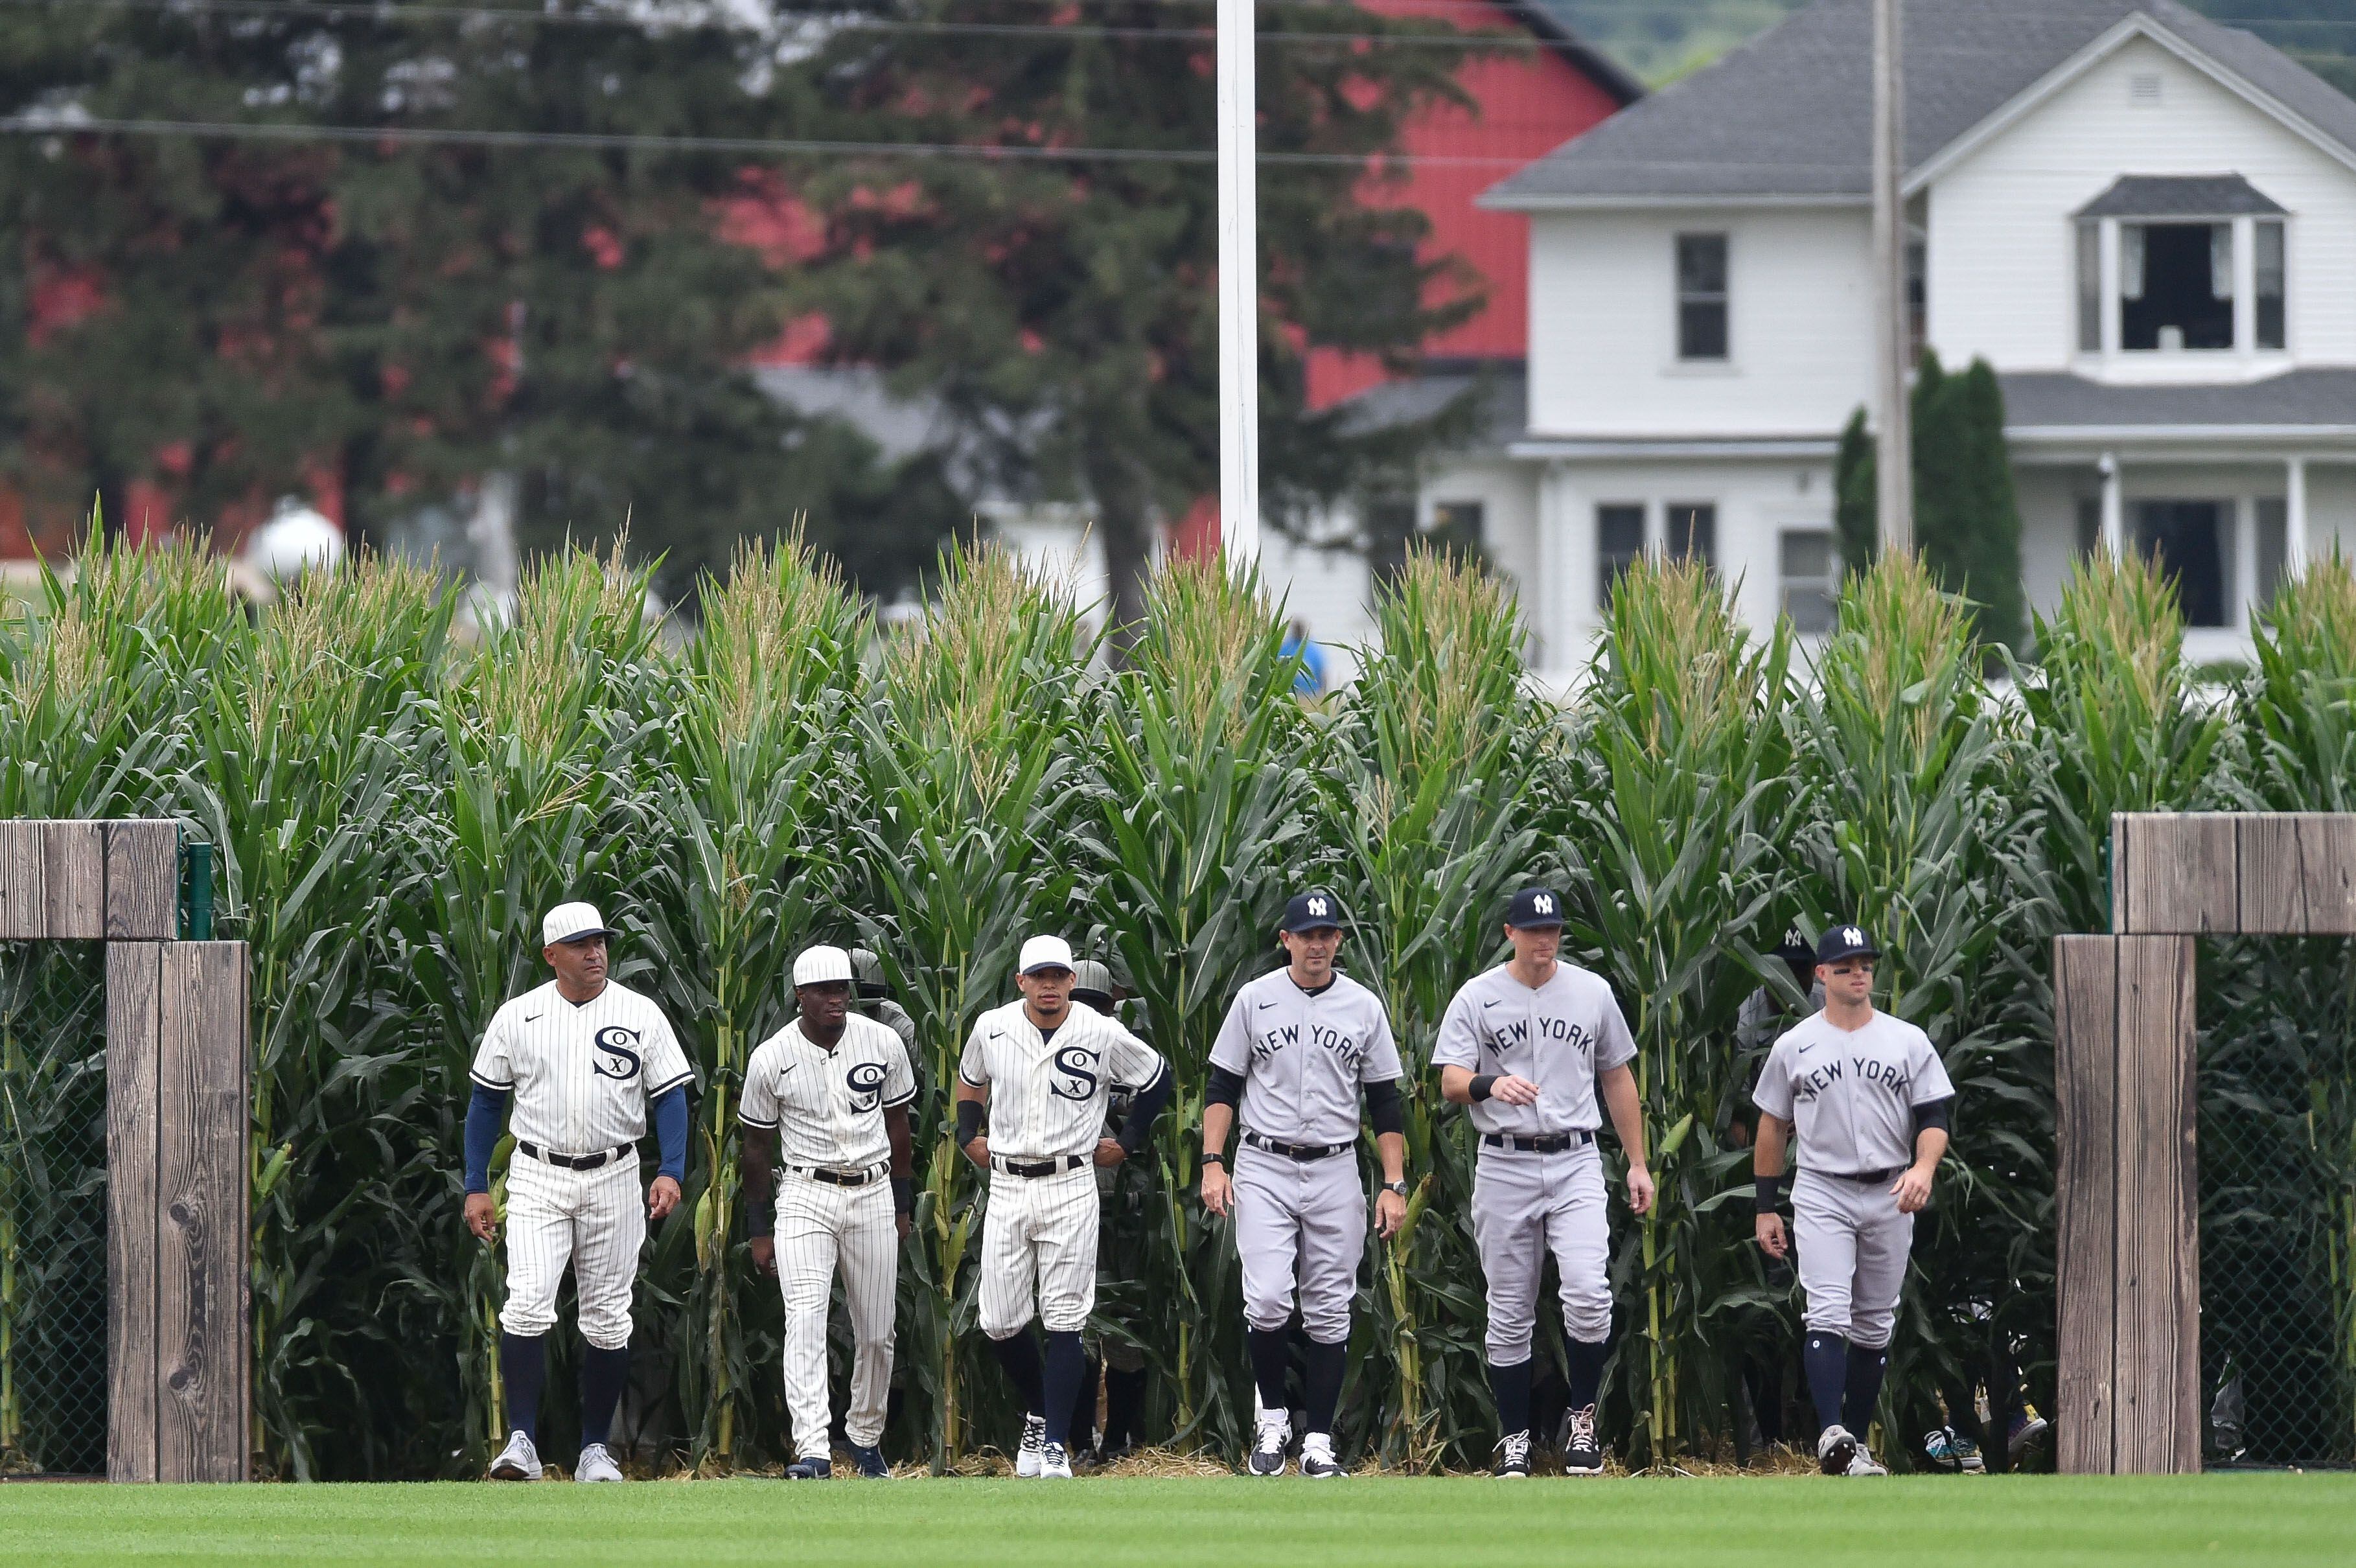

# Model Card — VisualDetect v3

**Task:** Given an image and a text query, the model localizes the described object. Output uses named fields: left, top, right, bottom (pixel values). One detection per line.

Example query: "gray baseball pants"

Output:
left=1792, top=1168, right=1913, bottom=1350
left=1233, top=1142, right=1365, bottom=1344
left=1471, top=1140, right=1611, bottom=1362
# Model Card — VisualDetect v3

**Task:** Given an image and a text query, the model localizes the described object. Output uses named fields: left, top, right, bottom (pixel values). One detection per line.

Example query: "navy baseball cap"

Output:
left=1816, top=923, right=1880, bottom=964
left=1280, top=890, right=1345, bottom=934
left=1504, top=887, right=1566, bottom=928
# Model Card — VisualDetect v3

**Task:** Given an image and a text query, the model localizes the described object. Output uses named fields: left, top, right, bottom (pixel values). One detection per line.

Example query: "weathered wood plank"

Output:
left=2053, top=935, right=2119, bottom=1476
left=156, top=942, right=250, bottom=1483
left=2112, top=934, right=2200, bottom=1474
left=2115, top=813, right=2241, bottom=935
left=2238, top=814, right=2356, bottom=935
left=106, top=942, right=165, bottom=1483
left=0, top=818, right=49, bottom=939
left=104, top=820, right=179, bottom=941
left=43, top=820, right=108, bottom=939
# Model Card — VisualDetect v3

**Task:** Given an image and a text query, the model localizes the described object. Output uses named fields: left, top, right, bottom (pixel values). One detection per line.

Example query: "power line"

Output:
left=0, top=111, right=1549, bottom=167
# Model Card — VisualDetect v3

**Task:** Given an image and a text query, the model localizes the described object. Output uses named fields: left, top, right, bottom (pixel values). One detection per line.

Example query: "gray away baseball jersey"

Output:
left=740, top=1013, right=917, bottom=1171
left=1208, top=969, right=1403, bottom=1146
left=1751, top=1008, right=1956, bottom=1175
left=470, top=978, right=693, bottom=1153
left=959, top=999, right=1166, bottom=1160
left=1433, top=961, right=1637, bottom=1136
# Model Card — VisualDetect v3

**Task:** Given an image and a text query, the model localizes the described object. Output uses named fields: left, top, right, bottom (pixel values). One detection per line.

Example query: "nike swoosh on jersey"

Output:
left=524, top=1013, right=544, bottom=1024
left=1257, top=1002, right=1278, bottom=1010
left=1482, top=1000, right=1500, bottom=1009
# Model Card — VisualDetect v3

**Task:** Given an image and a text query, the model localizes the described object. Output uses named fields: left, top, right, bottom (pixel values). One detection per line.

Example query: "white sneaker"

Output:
left=1845, top=1449, right=1889, bottom=1477
left=489, top=1429, right=542, bottom=1481
left=575, top=1443, right=623, bottom=1483
left=1040, top=1440, right=1073, bottom=1479
left=1299, top=1433, right=1345, bottom=1478
left=1248, top=1412, right=1289, bottom=1477
left=1816, top=1424, right=1858, bottom=1476
left=1015, top=1413, right=1047, bottom=1477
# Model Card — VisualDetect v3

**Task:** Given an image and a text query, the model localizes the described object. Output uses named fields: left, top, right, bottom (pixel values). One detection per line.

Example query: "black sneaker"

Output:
left=785, top=1454, right=831, bottom=1479
left=1561, top=1404, right=1604, bottom=1476
left=1817, top=1424, right=1858, bottom=1477
left=1494, top=1430, right=1532, bottom=1479
left=849, top=1444, right=890, bottom=1478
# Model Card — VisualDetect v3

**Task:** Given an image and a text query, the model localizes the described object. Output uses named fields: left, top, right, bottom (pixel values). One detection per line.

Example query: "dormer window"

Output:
left=2073, top=176, right=2289, bottom=358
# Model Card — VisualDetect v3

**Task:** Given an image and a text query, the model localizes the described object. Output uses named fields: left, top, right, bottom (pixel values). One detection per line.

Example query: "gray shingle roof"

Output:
left=2002, top=369, right=2356, bottom=431
left=1484, top=0, right=2356, bottom=207
left=2075, top=174, right=2287, bottom=217
left=1332, top=363, right=1527, bottom=449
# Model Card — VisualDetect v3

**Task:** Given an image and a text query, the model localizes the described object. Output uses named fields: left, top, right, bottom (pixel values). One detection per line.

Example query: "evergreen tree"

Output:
left=1834, top=406, right=1877, bottom=579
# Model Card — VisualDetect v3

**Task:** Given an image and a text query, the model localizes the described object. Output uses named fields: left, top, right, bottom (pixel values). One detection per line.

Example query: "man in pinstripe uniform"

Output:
left=464, top=902, right=693, bottom=1483
left=956, top=935, right=1172, bottom=1479
left=741, top=944, right=918, bottom=1479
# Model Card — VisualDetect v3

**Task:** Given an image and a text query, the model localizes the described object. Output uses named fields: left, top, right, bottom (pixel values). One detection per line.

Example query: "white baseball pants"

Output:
left=774, top=1170, right=899, bottom=1458
left=1792, top=1168, right=1913, bottom=1350
left=500, top=1153, right=644, bottom=1349
left=1470, top=1140, right=1611, bottom=1363
left=1233, top=1144, right=1365, bottom=1344
left=978, top=1166, right=1099, bottom=1339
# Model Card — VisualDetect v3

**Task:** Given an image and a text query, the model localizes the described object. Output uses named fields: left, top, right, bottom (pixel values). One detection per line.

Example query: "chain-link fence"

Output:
left=0, top=941, right=109, bottom=1477
left=2200, top=937, right=2356, bottom=1470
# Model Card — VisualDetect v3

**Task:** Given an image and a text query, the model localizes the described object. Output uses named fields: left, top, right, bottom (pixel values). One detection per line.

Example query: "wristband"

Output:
left=1468, top=1074, right=1498, bottom=1103
left=748, top=1195, right=775, bottom=1239
left=1200, top=1150, right=1225, bottom=1168
left=891, top=1176, right=916, bottom=1218
left=954, top=1098, right=984, bottom=1147
left=1754, top=1173, right=1782, bottom=1214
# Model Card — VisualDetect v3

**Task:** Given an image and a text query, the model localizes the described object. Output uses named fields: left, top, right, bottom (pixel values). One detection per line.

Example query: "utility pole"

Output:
left=1872, top=0, right=1913, bottom=555
left=1216, top=0, right=1260, bottom=565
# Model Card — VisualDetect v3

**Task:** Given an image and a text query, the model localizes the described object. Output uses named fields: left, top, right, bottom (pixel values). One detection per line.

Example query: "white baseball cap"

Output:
left=793, top=945, right=855, bottom=988
left=542, top=902, right=617, bottom=947
left=1017, top=934, right=1076, bottom=976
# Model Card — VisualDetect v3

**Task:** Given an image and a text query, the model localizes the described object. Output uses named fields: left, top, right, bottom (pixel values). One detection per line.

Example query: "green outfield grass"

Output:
left=5, top=1475, right=2353, bottom=1567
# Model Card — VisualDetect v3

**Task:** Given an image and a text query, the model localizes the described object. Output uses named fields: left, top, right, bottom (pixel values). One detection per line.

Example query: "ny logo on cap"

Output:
left=1533, top=893, right=1556, bottom=916
left=1308, top=895, right=1330, bottom=917
left=1843, top=927, right=1864, bottom=946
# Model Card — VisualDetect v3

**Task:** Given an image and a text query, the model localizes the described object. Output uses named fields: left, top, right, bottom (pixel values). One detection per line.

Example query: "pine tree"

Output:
left=1834, top=407, right=1877, bottom=579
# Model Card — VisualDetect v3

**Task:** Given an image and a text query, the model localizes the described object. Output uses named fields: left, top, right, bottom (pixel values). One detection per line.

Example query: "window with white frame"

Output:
left=1666, top=503, right=1716, bottom=566
left=2256, top=220, right=2287, bottom=351
left=1676, top=235, right=1729, bottom=361
left=1779, top=530, right=1837, bottom=634
left=1596, top=503, right=1644, bottom=610
left=2074, top=179, right=2290, bottom=356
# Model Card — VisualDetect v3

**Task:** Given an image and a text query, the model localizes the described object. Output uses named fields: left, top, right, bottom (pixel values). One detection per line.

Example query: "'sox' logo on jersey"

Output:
left=845, top=1061, right=890, bottom=1113
left=591, top=1026, right=643, bottom=1081
left=1050, top=1045, right=1100, bottom=1101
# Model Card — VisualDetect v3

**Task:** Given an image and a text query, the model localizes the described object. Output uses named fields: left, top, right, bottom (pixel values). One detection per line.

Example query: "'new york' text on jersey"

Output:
left=1209, top=969, right=1402, bottom=1146
left=1751, top=1008, right=1954, bottom=1174
left=1433, top=962, right=1637, bottom=1136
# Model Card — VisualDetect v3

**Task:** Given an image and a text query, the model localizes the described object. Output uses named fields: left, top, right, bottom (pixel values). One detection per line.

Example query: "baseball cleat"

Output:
left=1299, top=1433, right=1345, bottom=1479
left=1248, top=1412, right=1289, bottom=1477
left=1562, top=1404, right=1604, bottom=1476
left=2007, top=1407, right=2050, bottom=1458
left=1015, top=1414, right=1048, bottom=1477
left=1845, top=1449, right=1889, bottom=1477
left=489, top=1429, right=542, bottom=1481
left=1493, top=1430, right=1532, bottom=1479
left=1816, top=1424, right=1858, bottom=1476
left=573, top=1443, right=623, bottom=1483
left=1040, top=1441, right=1074, bottom=1479
left=785, top=1454, right=831, bottom=1479
left=849, top=1444, right=890, bottom=1478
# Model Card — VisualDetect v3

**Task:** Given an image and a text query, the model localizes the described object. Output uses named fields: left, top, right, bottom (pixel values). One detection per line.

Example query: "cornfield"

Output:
left=5, top=527, right=2356, bottom=1479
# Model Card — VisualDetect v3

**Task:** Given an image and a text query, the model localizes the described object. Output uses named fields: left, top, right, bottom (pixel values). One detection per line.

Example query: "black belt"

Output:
left=1482, top=1131, right=1592, bottom=1153
left=787, top=1164, right=886, bottom=1188
left=517, top=1140, right=632, bottom=1171
left=1243, top=1130, right=1350, bottom=1162
left=991, top=1153, right=1089, bottom=1179
left=1814, top=1166, right=1899, bottom=1185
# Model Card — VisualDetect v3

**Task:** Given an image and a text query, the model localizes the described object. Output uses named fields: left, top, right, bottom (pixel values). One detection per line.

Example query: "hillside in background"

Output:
left=1545, top=0, right=2356, bottom=91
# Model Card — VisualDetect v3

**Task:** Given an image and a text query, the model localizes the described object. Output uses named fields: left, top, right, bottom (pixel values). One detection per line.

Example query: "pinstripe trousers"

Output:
left=500, top=1153, right=645, bottom=1349
left=775, top=1169, right=899, bottom=1457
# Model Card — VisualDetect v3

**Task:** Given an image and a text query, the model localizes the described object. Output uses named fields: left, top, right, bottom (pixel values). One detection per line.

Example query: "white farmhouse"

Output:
left=1421, top=0, right=2356, bottom=673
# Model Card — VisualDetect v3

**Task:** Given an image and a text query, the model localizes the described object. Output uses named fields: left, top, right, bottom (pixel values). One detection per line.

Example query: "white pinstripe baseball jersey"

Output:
left=1433, top=961, right=1637, bottom=1136
left=958, top=999, right=1164, bottom=1160
left=470, top=978, right=693, bottom=1153
left=1209, top=969, right=1402, bottom=1146
left=740, top=1015, right=916, bottom=1170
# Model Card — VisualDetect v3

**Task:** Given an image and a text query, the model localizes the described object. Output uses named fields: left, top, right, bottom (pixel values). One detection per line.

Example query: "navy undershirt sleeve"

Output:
left=1205, top=1065, right=1247, bottom=1109
left=651, top=1086, right=689, bottom=1183
left=464, top=1085, right=507, bottom=1195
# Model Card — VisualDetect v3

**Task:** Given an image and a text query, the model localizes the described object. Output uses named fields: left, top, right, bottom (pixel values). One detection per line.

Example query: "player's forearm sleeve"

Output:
left=464, top=1085, right=507, bottom=1195
left=955, top=1096, right=985, bottom=1148
left=1913, top=1096, right=1954, bottom=1137
left=1118, top=1065, right=1173, bottom=1157
left=1205, top=1065, right=1246, bottom=1110
left=651, top=1086, right=689, bottom=1183
left=1364, top=1078, right=1404, bottom=1136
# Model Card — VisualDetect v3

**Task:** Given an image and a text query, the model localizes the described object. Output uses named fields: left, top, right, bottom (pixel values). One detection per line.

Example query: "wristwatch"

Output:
left=1383, top=1179, right=1410, bottom=1198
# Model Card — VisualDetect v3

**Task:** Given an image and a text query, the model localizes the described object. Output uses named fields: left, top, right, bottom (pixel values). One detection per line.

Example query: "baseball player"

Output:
left=1067, top=960, right=1152, bottom=1464
left=1201, top=889, right=1407, bottom=1479
left=740, top=945, right=917, bottom=1479
left=463, top=902, right=693, bottom=1483
left=1751, top=924, right=1954, bottom=1477
left=850, top=947, right=919, bottom=1057
left=1433, top=886, right=1654, bottom=1479
left=955, top=935, right=1172, bottom=1479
